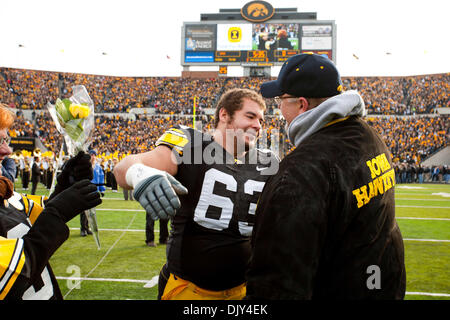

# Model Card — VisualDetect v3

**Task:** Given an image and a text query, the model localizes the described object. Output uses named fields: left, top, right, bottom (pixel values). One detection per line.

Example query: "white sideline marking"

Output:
left=397, top=205, right=450, bottom=209
left=97, top=208, right=145, bottom=212
left=397, top=217, right=450, bottom=221
left=403, top=238, right=450, bottom=243
left=397, top=193, right=450, bottom=196
left=432, top=192, right=450, bottom=197
left=406, top=292, right=450, bottom=297
left=57, top=276, right=149, bottom=283
left=397, top=198, right=450, bottom=202
left=143, top=276, right=160, bottom=288
left=70, top=227, right=148, bottom=232
left=397, top=186, right=426, bottom=189
left=56, top=275, right=160, bottom=288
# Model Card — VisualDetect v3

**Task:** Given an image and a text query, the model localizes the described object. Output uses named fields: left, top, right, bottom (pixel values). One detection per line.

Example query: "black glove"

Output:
left=45, top=179, right=102, bottom=223
left=48, top=151, right=93, bottom=201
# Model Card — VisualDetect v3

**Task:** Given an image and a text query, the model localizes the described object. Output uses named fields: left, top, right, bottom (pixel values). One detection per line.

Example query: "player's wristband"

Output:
left=125, top=163, right=165, bottom=189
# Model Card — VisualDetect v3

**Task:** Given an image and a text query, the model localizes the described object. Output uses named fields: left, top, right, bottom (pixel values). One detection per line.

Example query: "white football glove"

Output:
left=126, top=164, right=188, bottom=220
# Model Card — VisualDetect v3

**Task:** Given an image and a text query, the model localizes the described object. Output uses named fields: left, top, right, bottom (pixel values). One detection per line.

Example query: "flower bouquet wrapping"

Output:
left=47, top=85, right=101, bottom=249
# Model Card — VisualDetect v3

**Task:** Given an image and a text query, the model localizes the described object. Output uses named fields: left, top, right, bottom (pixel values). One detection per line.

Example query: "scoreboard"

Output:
left=181, top=21, right=336, bottom=66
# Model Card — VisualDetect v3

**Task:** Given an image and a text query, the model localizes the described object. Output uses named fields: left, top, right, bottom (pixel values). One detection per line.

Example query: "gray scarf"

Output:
left=287, top=90, right=366, bottom=147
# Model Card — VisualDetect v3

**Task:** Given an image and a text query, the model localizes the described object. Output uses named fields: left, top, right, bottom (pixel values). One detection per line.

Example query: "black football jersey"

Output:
left=156, top=126, right=278, bottom=290
left=0, top=193, right=63, bottom=300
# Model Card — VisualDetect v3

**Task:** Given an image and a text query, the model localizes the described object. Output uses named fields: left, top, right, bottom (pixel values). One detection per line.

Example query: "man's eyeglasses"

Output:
left=0, top=136, right=11, bottom=145
left=274, top=96, right=298, bottom=105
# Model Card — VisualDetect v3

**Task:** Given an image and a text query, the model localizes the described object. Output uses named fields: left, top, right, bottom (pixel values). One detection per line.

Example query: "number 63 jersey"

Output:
left=156, top=126, right=279, bottom=291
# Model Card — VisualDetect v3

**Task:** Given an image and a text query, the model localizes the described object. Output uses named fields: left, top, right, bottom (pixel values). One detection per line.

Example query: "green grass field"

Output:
left=17, top=181, right=450, bottom=300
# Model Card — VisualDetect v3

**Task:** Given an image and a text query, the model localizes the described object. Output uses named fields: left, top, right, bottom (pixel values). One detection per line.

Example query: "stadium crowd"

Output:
left=1, top=67, right=448, bottom=115
left=1, top=66, right=448, bottom=185
left=10, top=111, right=448, bottom=168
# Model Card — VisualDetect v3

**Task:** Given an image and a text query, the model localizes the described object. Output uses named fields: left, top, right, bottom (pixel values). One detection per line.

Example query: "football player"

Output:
left=114, top=88, right=279, bottom=300
left=0, top=104, right=102, bottom=300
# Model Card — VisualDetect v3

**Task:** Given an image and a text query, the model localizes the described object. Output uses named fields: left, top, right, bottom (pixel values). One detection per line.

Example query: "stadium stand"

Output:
left=1, top=67, right=448, bottom=182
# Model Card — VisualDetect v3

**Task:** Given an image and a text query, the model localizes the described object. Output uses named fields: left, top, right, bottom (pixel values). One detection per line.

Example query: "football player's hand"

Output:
left=46, top=179, right=102, bottom=222
left=130, top=166, right=188, bottom=220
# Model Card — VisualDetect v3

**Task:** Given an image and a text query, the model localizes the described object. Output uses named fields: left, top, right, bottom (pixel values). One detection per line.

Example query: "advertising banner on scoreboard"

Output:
left=185, top=24, right=216, bottom=51
left=300, top=25, right=333, bottom=50
left=185, top=51, right=215, bottom=63
left=216, top=24, right=253, bottom=51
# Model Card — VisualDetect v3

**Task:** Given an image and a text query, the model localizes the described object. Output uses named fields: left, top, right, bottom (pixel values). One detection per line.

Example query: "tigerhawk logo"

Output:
left=241, top=1, right=275, bottom=22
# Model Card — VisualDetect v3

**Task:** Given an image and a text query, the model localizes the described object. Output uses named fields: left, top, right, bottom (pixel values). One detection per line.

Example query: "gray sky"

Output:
left=1, top=0, right=448, bottom=77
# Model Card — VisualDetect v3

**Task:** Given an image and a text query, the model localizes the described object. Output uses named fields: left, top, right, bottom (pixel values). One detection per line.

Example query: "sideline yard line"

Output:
left=396, top=217, right=450, bottom=221
left=56, top=275, right=160, bottom=288
left=396, top=193, right=449, bottom=196
left=396, top=205, right=450, bottom=209
left=97, top=208, right=145, bottom=212
left=57, top=276, right=149, bottom=283
left=406, top=291, right=450, bottom=297
left=396, top=198, right=450, bottom=202
left=70, top=227, right=147, bottom=232
left=403, top=238, right=450, bottom=243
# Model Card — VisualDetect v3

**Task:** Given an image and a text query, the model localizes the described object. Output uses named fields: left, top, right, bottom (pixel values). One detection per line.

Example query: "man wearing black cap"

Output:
left=245, top=53, right=406, bottom=299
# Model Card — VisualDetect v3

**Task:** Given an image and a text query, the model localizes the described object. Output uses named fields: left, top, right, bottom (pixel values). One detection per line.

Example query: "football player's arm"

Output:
left=245, top=162, right=329, bottom=299
left=114, top=128, right=189, bottom=220
left=113, top=145, right=178, bottom=190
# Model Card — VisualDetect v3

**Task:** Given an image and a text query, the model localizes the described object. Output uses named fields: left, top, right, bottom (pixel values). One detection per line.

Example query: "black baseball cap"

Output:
left=260, top=53, right=343, bottom=98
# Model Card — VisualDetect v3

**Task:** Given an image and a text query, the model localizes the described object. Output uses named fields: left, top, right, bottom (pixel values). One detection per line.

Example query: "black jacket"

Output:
left=31, top=163, right=41, bottom=183
left=0, top=193, right=68, bottom=299
left=246, top=116, right=406, bottom=299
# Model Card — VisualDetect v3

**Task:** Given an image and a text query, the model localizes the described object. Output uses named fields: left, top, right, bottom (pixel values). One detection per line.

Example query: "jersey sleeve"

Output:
left=11, top=193, right=47, bottom=225
left=155, top=126, right=190, bottom=155
left=0, top=237, right=26, bottom=299
left=0, top=194, right=55, bottom=300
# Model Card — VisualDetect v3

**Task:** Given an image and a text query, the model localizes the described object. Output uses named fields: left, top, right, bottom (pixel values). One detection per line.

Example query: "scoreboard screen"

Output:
left=182, top=21, right=335, bottom=66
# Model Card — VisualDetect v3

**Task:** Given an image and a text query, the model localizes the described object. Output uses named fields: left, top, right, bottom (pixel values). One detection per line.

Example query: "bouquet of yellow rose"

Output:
left=48, top=85, right=95, bottom=155
left=47, top=85, right=101, bottom=249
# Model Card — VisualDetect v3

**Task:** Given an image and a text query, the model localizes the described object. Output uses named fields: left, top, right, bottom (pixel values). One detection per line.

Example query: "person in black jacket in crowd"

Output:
left=31, top=156, right=41, bottom=195
left=245, top=53, right=406, bottom=300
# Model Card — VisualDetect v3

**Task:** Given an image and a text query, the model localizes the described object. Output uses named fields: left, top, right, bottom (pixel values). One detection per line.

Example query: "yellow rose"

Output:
left=69, top=104, right=90, bottom=119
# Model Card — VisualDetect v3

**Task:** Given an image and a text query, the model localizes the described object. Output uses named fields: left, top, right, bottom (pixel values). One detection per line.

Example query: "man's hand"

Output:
left=45, top=179, right=102, bottom=222
left=127, top=164, right=188, bottom=220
